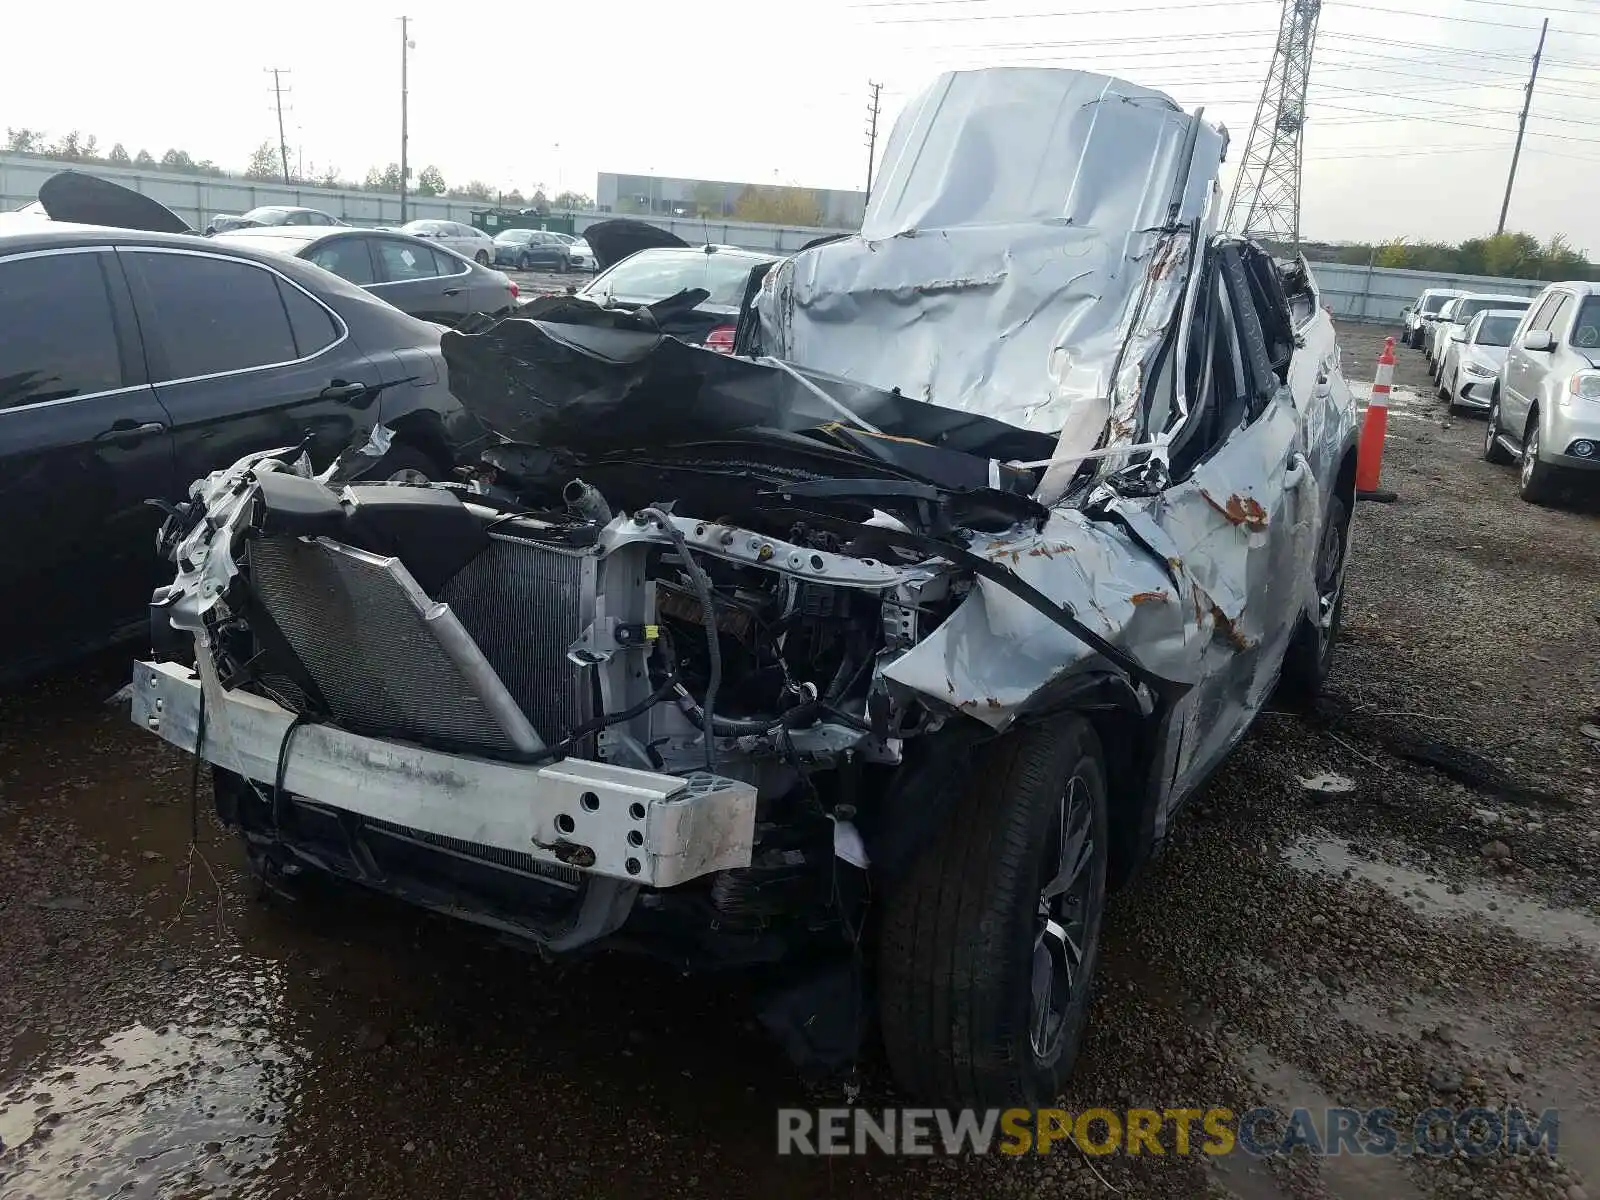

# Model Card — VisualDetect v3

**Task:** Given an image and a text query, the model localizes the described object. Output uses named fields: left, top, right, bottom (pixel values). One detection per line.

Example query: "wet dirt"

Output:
left=2, top=321, right=1599, bottom=1199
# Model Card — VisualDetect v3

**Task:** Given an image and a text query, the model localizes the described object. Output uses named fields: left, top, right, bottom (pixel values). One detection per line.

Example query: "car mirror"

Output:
left=1521, top=329, right=1555, bottom=352
left=1450, top=330, right=1466, bottom=343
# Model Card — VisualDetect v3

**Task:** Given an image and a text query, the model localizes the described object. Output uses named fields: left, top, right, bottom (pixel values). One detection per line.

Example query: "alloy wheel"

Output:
left=1521, top=424, right=1540, bottom=490
left=1030, top=775, right=1096, bottom=1059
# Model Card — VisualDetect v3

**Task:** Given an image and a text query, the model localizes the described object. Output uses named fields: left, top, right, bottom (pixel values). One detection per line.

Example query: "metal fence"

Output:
left=0, top=153, right=851, bottom=255
left=1306, top=259, right=1547, bottom=326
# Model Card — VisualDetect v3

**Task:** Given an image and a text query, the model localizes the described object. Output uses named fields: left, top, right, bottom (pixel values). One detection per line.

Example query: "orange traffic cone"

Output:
left=1356, top=336, right=1398, bottom=503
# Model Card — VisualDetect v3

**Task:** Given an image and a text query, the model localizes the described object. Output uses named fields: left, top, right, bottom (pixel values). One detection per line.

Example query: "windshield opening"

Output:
left=1456, top=297, right=1529, bottom=322
left=1420, top=294, right=1453, bottom=314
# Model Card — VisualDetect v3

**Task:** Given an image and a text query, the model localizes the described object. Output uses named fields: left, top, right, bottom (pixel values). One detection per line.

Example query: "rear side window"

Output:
left=307, top=239, right=377, bottom=286
left=125, top=252, right=298, bottom=380
left=375, top=239, right=441, bottom=281
left=277, top=279, right=341, bottom=357
left=432, top=247, right=467, bottom=275
left=0, top=252, right=125, bottom=409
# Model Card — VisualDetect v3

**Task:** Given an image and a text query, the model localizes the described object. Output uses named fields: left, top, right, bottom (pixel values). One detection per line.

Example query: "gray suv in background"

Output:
left=1485, top=281, right=1600, bottom=503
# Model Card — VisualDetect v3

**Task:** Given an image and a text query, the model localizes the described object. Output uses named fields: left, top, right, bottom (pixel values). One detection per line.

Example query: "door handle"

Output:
left=319, top=381, right=370, bottom=402
left=442, top=287, right=465, bottom=297
left=94, top=420, right=166, bottom=444
left=1283, top=451, right=1311, bottom=491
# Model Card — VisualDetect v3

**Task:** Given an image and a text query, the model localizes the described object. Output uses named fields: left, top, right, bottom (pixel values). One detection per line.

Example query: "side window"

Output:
left=285, top=210, right=313, bottom=226
left=307, top=239, right=377, bottom=286
left=124, top=252, right=297, bottom=380
left=375, top=238, right=441, bottom=282
left=431, top=247, right=467, bottom=276
left=0, top=251, right=125, bottom=409
left=276, top=279, right=341, bottom=357
left=1525, top=292, right=1561, bottom=332
left=307, top=212, right=333, bottom=226
left=1218, top=246, right=1279, bottom=409
left=1547, top=294, right=1576, bottom=342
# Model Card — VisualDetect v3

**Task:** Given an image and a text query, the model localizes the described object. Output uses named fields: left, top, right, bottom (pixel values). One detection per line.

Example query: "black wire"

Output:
left=523, top=673, right=682, bottom=767
left=190, top=687, right=208, bottom=845
left=642, top=507, right=720, bottom=773
left=273, top=713, right=312, bottom=831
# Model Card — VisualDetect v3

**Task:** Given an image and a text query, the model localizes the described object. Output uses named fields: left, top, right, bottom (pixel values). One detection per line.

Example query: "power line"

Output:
left=1329, top=0, right=1600, bottom=38
left=864, top=0, right=1275, bottom=23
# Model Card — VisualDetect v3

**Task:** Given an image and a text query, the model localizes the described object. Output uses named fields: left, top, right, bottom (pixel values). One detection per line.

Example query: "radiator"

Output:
left=248, top=533, right=591, bottom=755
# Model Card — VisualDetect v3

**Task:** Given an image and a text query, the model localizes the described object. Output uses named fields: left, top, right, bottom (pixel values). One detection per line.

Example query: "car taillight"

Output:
left=705, top=325, right=737, bottom=354
left=508, top=280, right=520, bottom=299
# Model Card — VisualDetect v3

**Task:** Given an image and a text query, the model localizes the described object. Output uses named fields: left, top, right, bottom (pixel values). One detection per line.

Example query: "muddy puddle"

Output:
left=1285, top=834, right=1600, bottom=955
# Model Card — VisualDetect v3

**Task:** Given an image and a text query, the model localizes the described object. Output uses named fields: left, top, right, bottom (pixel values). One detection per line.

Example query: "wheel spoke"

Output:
left=1030, top=938, right=1055, bottom=1049
left=1041, top=778, right=1093, bottom=901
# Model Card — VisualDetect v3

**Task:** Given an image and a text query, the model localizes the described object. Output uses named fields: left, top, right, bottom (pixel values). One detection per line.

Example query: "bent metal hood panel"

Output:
left=755, top=68, right=1226, bottom=486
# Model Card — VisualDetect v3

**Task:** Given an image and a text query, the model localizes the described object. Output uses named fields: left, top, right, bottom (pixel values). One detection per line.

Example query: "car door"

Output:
left=1505, top=291, right=1565, bottom=435
left=369, top=236, right=472, bottom=323
left=1502, top=290, right=1554, bottom=415
left=1157, top=240, right=1313, bottom=795
left=525, top=231, right=558, bottom=269
left=0, top=246, right=177, bottom=675
left=118, top=245, right=387, bottom=487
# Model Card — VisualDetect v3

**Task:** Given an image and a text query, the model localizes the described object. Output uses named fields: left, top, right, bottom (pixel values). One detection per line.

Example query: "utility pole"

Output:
left=266, top=67, right=292, bottom=185
left=1498, top=17, right=1548, bottom=236
left=864, top=81, right=882, bottom=202
left=399, top=16, right=413, bottom=223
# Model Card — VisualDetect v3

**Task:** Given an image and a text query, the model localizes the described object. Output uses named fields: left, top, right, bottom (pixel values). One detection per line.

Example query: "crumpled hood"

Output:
left=754, top=67, right=1225, bottom=503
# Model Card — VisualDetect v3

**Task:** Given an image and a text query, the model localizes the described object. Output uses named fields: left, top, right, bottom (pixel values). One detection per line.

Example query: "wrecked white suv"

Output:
left=132, top=68, right=1358, bottom=1106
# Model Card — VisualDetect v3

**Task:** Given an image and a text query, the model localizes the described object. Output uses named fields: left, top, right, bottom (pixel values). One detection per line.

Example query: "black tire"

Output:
left=1278, top=492, right=1350, bottom=705
left=474, top=250, right=489, bottom=266
left=878, top=717, right=1109, bottom=1107
left=1483, top=393, right=1515, bottom=464
left=362, top=444, right=441, bottom=484
left=1518, top=414, right=1559, bottom=505
left=518, top=253, right=532, bottom=271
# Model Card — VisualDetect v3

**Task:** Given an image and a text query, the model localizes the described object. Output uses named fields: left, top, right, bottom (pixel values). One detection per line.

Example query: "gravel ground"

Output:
left=2, top=321, right=1598, bottom=1199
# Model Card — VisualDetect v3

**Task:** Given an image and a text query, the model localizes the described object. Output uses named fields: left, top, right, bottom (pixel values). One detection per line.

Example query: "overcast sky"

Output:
left=4, top=0, right=1597, bottom=250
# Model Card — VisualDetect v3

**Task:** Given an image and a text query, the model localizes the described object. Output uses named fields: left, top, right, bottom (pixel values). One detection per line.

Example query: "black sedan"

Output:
left=214, top=227, right=520, bottom=325
left=577, top=245, right=779, bottom=350
left=0, top=216, right=487, bottom=683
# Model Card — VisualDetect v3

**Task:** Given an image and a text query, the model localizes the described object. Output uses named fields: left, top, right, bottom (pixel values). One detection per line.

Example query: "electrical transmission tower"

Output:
left=1224, top=0, right=1322, bottom=245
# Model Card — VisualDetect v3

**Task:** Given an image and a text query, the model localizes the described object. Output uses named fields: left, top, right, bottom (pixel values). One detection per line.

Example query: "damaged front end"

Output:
left=131, top=66, right=1356, bottom=1099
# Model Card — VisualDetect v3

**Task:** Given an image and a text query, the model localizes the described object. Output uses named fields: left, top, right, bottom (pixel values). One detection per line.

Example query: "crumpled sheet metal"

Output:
left=884, top=392, right=1318, bottom=729
left=755, top=68, right=1226, bottom=500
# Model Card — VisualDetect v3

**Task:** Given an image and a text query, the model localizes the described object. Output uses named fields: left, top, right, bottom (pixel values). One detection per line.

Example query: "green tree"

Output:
left=5, top=127, right=45, bottom=153
left=446, top=179, right=493, bottom=201
left=50, top=131, right=86, bottom=160
left=245, top=140, right=281, bottom=182
left=530, top=188, right=549, bottom=214
left=363, top=163, right=402, bottom=192
left=552, top=190, right=593, bottom=210
left=692, top=181, right=727, bottom=217
left=159, top=148, right=195, bottom=171
left=134, top=149, right=156, bottom=167
left=416, top=164, right=446, bottom=196
left=732, top=184, right=822, bottom=227
left=108, top=142, right=130, bottom=164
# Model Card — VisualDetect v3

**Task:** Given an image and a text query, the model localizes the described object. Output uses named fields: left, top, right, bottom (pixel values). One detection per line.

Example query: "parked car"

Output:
left=1403, top=287, right=1465, bottom=349
left=1440, top=308, right=1523, bottom=412
left=212, top=226, right=519, bottom=326
left=0, top=217, right=485, bottom=683
left=577, top=245, right=780, bottom=350
left=206, top=206, right=347, bottom=235
left=491, top=228, right=583, bottom=271
left=1484, top=280, right=1600, bottom=503
left=1430, top=292, right=1531, bottom=376
left=132, top=67, right=1359, bottom=1108
left=552, top=232, right=597, bottom=271
left=398, top=219, right=496, bottom=266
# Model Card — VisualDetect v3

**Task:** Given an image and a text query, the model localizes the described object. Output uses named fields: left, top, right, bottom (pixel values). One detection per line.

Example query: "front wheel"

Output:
left=474, top=250, right=489, bottom=266
left=1483, top=393, right=1515, bottom=464
left=1278, top=492, right=1350, bottom=705
left=1519, top=418, right=1559, bottom=505
left=878, top=717, right=1109, bottom=1107
left=363, top=444, right=440, bottom=485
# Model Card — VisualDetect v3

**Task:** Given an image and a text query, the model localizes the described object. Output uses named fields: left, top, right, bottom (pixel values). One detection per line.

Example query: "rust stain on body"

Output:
left=1130, top=590, right=1170, bottom=605
left=1200, top=489, right=1269, bottom=532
